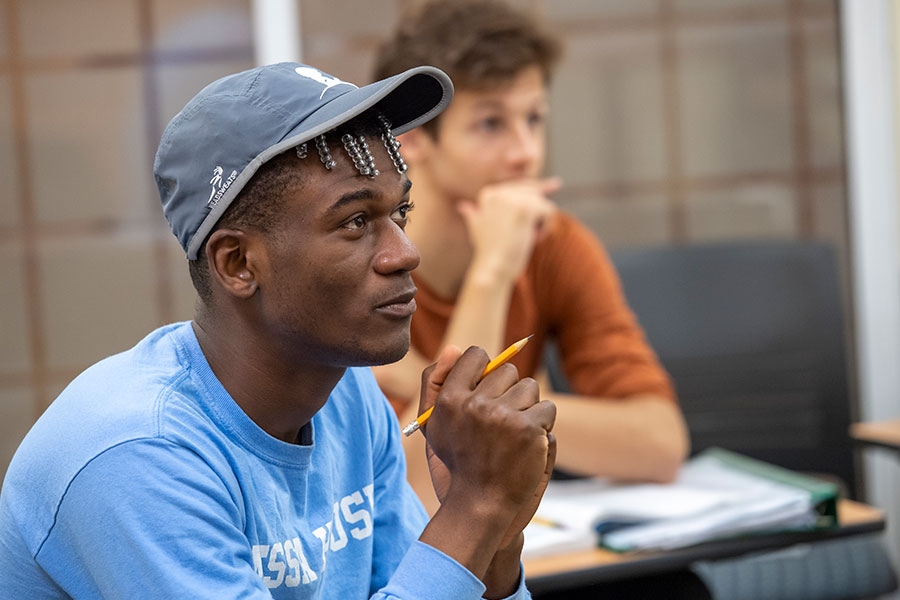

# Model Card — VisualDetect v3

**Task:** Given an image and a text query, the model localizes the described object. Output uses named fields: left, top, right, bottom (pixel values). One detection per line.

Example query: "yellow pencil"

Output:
left=402, top=334, right=534, bottom=437
left=529, top=515, right=563, bottom=529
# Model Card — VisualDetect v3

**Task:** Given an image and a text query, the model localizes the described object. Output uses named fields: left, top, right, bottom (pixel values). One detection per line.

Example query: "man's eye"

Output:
left=527, top=111, right=546, bottom=128
left=478, top=117, right=502, bottom=132
left=344, top=215, right=367, bottom=230
left=393, top=202, right=415, bottom=224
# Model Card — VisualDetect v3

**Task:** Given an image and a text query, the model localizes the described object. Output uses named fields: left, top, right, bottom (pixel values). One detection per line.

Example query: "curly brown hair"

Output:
left=373, top=0, right=562, bottom=132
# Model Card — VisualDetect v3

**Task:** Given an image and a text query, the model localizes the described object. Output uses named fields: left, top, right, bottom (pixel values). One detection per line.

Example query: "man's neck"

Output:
left=191, top=315, right=344, bottom=444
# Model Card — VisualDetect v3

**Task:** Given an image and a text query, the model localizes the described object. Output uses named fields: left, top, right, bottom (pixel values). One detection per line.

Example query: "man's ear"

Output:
left=205, top=229, right=260, bottom=299
left=396, top=128, right=433, bottom=164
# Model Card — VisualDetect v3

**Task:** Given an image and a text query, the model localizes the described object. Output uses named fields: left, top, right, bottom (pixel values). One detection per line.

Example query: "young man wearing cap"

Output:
left=372, top=0, right=689, bottom=513
left=0, top=63, right=556, bottom=599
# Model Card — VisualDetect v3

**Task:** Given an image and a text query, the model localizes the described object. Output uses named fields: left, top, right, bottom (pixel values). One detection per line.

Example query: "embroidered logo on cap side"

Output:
left=294, top=66, right=358, bottom=99
left=208, top=165, right=238, bottom=208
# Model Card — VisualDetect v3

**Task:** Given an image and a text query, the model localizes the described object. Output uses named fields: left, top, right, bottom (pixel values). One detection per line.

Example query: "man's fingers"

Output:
left=539, top=176, right=563, bottom=196
left=429, top=344, right=464, bottom=387
left=477, top=372, right=538, bottom=411
left=525, top=399, right=557, bottom=434
left=440, top=345, right=492, bottom=390
left=545, top=432, right=557, bottom=472
left=419, top=344, right=463, bottom=413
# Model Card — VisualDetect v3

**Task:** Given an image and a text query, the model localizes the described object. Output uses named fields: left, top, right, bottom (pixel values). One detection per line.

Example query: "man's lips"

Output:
left=375, top=288, right=418, bottom=317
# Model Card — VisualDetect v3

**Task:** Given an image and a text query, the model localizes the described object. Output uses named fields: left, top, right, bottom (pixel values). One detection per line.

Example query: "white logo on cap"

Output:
left=208, top=165, right=237, bottom=208
left=294, top=66, right=358, bottom=99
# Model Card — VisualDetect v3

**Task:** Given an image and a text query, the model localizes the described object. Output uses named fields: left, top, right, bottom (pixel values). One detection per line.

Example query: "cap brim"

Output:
left=261, top=65, right=453, bottom=164
left=185, top=66, right=452, bottom=259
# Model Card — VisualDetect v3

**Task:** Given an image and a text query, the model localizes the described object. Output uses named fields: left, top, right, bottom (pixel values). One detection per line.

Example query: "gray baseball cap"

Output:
left=154, top=62, right=453, bottom=259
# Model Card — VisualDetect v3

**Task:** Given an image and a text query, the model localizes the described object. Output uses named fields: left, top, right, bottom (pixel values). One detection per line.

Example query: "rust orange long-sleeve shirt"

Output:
left=391, top=212, right=676, bottom=416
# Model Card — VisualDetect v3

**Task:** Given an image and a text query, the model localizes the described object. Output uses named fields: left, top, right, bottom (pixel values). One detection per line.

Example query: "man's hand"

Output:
left=416, top=344, right=556, bottom=595
left=497, top=431, right=555, bottom=549
left=419, top=345, right=555, bottom=512
left=421, top=346, right=556, bottom=548
left=417, top=344, right=463, bottom=504
left=457, top=177, right=561, bottom=285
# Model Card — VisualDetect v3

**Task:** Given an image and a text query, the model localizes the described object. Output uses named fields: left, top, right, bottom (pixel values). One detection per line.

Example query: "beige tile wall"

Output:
left=549, top=31, right=668, bottom=188
left=26, top=68, right=155, bottom=225
left=19, top=0, right=141, bottom=58
left=803, top=16, right=843, bottom=169
left=0, top=0, right=848, bottom=484
left=685, top=183, right=797, bottom=241
left=678, top=21, right=795, bottom=178
left=564, top=194, right=673, bottom=249
left=0, top=76, right=18, bottom=229
left=0, top=243, right=30, bottom=376
left=0, top=387, right=35, bottom=478
left=38, top=235, right=163, bottom=370
left=0, top=0, right=254, bottom=483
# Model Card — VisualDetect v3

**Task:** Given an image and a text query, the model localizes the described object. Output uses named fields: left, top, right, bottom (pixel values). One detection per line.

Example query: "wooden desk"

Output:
left=850, top=419, right=900, bottom=453
left=524, top=499, right=885, bottom=595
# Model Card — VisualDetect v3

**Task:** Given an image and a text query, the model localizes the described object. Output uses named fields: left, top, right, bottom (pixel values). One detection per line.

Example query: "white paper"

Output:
left=523, top=452, right=822, bottom=556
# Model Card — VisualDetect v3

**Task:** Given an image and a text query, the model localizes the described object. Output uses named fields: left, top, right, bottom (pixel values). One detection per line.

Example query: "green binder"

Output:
left=596, top=447, right=841, bottom=552
left=698, top=447, right=839, bottom=529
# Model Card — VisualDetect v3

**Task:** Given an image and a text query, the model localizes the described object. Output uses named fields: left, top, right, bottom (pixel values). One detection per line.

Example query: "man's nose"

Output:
left=374, top=221, right=420, bottom=274
left=505, top=121, right=542, bottom=169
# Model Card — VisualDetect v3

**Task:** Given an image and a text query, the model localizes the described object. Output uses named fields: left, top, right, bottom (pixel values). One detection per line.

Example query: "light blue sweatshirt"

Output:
left=0, top=322, right=528, bottom=599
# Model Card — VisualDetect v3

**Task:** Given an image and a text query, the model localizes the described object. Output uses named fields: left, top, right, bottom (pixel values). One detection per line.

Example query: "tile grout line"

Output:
left=137, top=0, right=177, bottom=326
left=659, top=0, right=688, bottom=244
left=4, top=0, right=50, bottom=418
left=787, top=0, right=816, bottom=238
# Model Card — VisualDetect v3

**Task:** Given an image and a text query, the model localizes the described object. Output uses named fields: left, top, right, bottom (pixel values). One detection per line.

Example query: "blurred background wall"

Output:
left=1, top=0, right=897, bottom=567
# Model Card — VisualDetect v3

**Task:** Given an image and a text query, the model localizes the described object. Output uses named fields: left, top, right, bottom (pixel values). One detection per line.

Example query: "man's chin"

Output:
left=350, top=333, right=410, bottom=368
left=374, top=340, right=412, bottom=366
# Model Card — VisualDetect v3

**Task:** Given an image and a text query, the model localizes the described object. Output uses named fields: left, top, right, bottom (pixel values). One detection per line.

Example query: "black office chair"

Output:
left=546, top=240, right=859, bottom=496
left=544, top=240, right=898, bottom=599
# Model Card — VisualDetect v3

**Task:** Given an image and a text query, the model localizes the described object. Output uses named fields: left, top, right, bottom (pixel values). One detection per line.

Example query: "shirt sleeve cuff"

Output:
left=493, top=563, right=530, bottom=600
left=381, top=542, right=531, bottom=600
left=381, top=541, right=485, bottom=599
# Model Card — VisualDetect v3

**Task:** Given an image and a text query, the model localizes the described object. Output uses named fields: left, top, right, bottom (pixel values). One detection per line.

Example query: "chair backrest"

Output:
left=555, top=240, right=858, bottom=496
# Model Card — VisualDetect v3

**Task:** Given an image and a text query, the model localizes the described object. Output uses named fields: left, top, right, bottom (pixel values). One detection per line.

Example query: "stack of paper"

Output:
left=521, top=517, right=598, bottom=559
left=523, top=448, right=837, bottom=558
